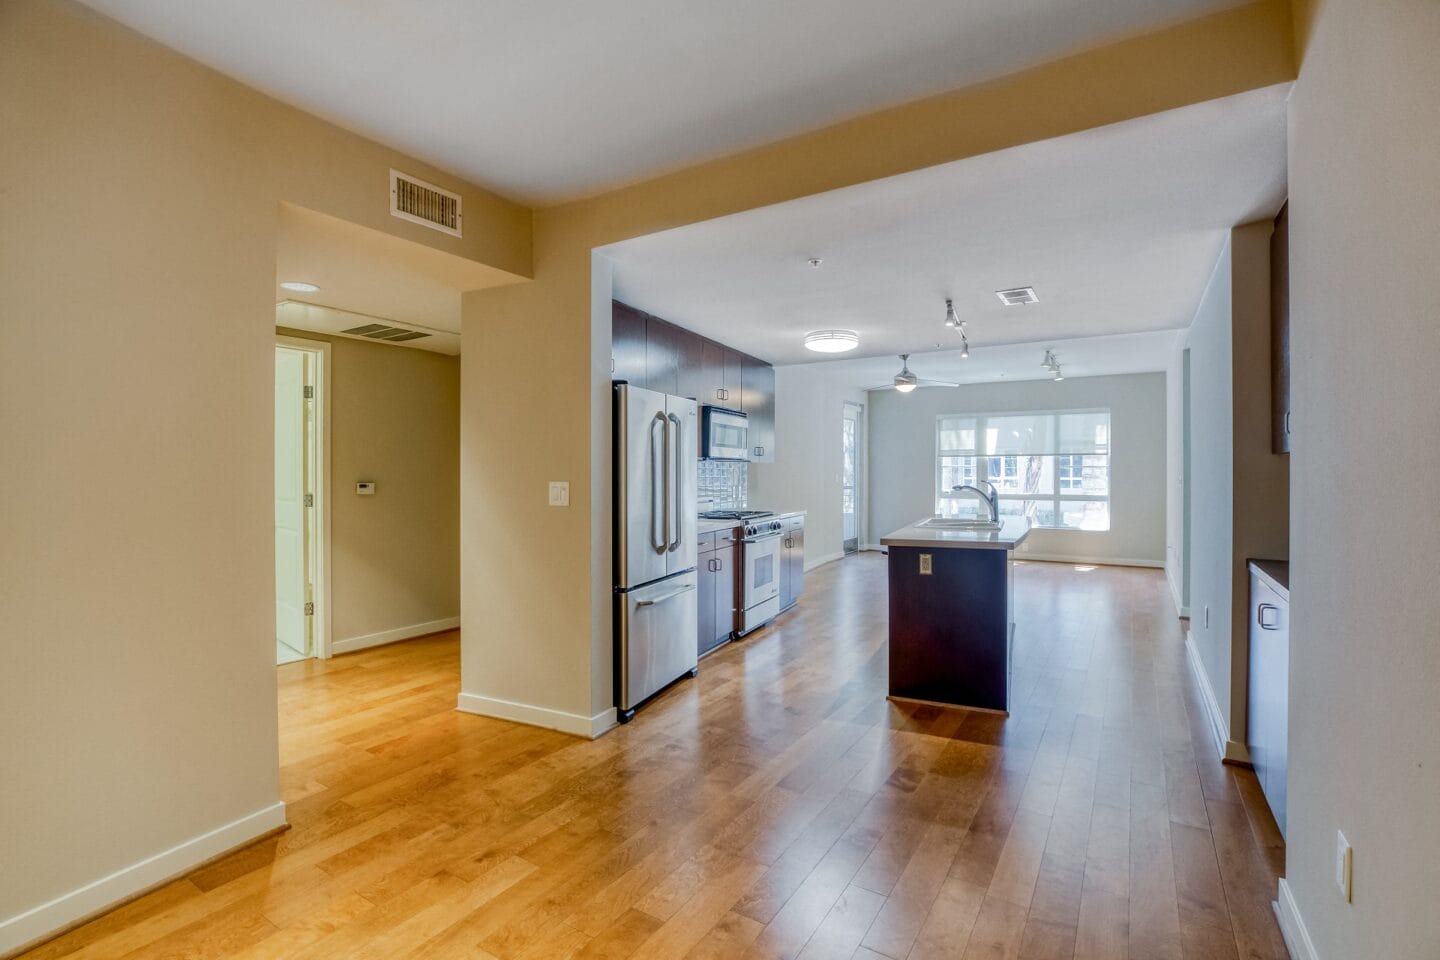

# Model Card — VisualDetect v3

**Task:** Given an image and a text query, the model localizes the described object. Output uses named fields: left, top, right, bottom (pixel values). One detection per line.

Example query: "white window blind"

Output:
left=936, top=409, right=1111, bottom=530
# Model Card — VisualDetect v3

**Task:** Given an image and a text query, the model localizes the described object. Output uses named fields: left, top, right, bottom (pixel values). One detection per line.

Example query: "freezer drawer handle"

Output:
left=636, top=583, right=696, bottom=608
left=1258, top=602, right=1282, bottom=630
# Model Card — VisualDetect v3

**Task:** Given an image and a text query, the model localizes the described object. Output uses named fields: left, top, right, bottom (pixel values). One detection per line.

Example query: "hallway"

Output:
left=22, top=555, right=1287, bottom=959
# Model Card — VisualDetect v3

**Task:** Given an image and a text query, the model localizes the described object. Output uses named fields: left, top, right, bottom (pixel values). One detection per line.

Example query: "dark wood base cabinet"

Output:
left=887, top=546, right=1013, bottom=712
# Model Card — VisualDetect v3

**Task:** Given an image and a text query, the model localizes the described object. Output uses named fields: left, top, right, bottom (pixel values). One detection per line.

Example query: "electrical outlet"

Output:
left=919, top=554, right=932, bottom=575
left=1336, top=831, right=1353, bottom=902
left=548, top=481, right=569, bottom=507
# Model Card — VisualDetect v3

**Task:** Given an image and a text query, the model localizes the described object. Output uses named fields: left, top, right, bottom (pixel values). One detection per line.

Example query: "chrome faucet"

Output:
left=951, top=480, right=1000, bottom=523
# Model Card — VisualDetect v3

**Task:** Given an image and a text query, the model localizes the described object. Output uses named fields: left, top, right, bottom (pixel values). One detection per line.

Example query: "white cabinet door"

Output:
left=1248, top=575, right=1289, bottom=836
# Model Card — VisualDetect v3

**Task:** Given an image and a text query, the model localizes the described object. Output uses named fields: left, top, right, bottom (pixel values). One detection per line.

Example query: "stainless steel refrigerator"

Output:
left=613, top=383, right=698, bottom=722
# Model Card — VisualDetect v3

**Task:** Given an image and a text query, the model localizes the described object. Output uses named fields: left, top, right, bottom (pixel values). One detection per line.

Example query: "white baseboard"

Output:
left=457, top=692, right=615, bottom=739
left=1184, top=632, right=1252, bottom=765
left=332, top=616, right=459, bottom=655
left=803, top=551, right=845, bottom=572
left=1165, top=564, right=1188, bottom=618
left=1274, top=878, right=1317, bottom=960
left=1015, top=552, right=1164, bottom=568
left=0, top=801, right=287, bottom=957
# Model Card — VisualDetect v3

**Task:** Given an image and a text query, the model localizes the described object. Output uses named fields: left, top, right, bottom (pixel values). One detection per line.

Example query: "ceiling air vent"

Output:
left=341, top=322, right=432, bottom=343
left=995, top=286, right=1039, bottom=306
left=389, top=169, right=462, bottom=237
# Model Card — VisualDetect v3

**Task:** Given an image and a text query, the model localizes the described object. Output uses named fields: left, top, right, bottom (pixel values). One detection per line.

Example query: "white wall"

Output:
left=867, top=372, right=1168, bottom=565
left=1164, top=342, right=1188, bottom=614
left=1183, top=222, right=1288, bottom=758
left=749, top=364, right=869, bottom=569
left=1282, top=1, right=1440, bottom=955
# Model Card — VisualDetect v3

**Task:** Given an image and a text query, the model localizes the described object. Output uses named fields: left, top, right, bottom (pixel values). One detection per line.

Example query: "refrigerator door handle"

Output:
left=650, top=412, right=667, bottom=554
left=635, top=583, right=696, bottom=607
left=668, top=412, right=683, bottom=552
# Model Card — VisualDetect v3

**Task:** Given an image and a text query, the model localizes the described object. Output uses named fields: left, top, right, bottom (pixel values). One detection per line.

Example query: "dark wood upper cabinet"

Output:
left=611, top=300, right=777, bottom=460
left=722, top=349, right=744, bottom=410
left=673, top=328, right=709, bottom=401
left=700, top=339, right=727, bottom=404
left=1271, top=202, right=1291, bottom=454
left=644, top=315, right=680, bottom=396
left=611, top=302, right=647, bottom=387
left=742, top=356, right=775, bottom=462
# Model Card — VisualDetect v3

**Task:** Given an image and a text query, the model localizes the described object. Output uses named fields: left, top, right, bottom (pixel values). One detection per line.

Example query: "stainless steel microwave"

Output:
left=701, top=406, right=749, bottom=460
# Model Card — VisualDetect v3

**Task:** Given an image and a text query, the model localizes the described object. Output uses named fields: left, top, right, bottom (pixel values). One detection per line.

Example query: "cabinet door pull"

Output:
left=1258, top=602, right=1282, bottom=630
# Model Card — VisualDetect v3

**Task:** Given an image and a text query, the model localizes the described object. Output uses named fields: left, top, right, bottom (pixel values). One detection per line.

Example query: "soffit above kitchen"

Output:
left=274, top=203, right=521, bottom=352
left=603, top=85, right=1288, bottom=366
left=78, top=0, right=1249, bottom=205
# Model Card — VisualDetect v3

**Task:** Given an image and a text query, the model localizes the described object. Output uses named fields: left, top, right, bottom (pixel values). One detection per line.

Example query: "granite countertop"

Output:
left=1248, top=559, right=1289, bottom=599
left=880, top=516, right=1031, bottom=551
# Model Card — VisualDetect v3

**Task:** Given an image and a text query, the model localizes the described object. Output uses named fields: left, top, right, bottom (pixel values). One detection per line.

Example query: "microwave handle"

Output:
left=668, top=413, right=683, bottom=552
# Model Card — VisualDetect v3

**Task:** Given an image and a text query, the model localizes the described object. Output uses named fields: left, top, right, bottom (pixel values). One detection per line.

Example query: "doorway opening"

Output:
left=842, top=401, right=864, bottom=554
left=275, top=336, right=330, bottom=663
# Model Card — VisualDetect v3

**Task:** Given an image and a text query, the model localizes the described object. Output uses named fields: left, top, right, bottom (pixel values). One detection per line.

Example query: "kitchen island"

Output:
left=881, top=517, right=1031, bottom=712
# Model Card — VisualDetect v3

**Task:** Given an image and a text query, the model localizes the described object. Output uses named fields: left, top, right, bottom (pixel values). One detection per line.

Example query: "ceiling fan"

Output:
left=872, top=354, right=960, bottom=393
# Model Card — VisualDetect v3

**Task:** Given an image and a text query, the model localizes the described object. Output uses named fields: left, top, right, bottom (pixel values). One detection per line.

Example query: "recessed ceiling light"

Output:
left=996, top=286, right=1039, bottom=306
left=804, top=329, right=858, bottom=353
left=280, top=281, right=320, bottom=293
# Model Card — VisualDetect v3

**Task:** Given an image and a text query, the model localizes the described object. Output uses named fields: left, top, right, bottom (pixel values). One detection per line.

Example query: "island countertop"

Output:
left=881, top=517, right=1032, bottom=550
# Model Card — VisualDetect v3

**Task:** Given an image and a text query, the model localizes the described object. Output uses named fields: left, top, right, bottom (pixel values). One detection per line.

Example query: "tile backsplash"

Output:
left=698, top=460, right=747, bottom=509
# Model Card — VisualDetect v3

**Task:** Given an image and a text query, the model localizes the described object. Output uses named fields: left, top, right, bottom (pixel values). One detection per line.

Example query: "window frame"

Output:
left=934, top=408, right=1111, bottom=531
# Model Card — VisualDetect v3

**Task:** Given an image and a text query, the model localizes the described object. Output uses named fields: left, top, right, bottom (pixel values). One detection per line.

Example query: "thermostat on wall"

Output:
left=356, top=482, right=376, bottom=495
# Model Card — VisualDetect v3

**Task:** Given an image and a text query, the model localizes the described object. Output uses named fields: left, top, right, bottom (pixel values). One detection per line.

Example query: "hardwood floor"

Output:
left=19, top=555, right=1290, bottom=960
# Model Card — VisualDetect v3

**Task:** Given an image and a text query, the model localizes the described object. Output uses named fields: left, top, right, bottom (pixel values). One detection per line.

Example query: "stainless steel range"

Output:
left=737, top=517, right=783, bottom=635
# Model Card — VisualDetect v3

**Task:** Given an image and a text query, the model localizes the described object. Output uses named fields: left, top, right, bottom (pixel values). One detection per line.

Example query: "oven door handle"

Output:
left=742, top=533, right=783, bottom=544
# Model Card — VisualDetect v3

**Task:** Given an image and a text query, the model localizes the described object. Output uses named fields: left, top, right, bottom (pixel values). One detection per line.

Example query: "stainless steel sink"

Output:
left=916, top=517, right=1003, bottom=531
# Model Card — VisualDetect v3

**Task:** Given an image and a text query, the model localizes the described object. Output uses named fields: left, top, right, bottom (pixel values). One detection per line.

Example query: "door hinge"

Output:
left=303, top=385, right=314, bottom=399
left=304, top=601, right=314, bottom=616
left=303, top=493, right=314, bottom=507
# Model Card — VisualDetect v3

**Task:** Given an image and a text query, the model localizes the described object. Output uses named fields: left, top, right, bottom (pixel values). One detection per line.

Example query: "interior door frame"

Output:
left=276, top=334, right=333, bottom=659
left=842, top=400, right=864, bottom=554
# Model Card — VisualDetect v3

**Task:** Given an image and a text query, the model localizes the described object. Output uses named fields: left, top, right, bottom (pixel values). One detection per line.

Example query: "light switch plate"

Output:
left=1336, top=831, right=1353, bottom=902
left=548, top=481, right=570, bottom=507
left=919, top=554, right=932, bottom=575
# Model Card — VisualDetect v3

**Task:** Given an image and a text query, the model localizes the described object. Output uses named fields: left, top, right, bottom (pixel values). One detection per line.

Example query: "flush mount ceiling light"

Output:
left=803, top=329, right=859, bottom=353
left=996, top=286, right=1039, bottom=306
left=280, top=281, right=320, bottom=293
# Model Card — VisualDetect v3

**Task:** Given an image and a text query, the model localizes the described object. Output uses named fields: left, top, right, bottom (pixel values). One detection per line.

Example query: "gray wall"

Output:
left=1284, top=1, right=1440, bottom=954
left=867, top=372, right=1167, bottom=565
left=1183, top=223, right=1289, bottom=756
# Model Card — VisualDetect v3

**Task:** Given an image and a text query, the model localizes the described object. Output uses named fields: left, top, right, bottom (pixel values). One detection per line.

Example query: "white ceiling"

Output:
left=808, top=330, right=1183, bottom=393
left=604, top=85, right=1289, bottom=366
left=81, top=0, right=1246, bottom=204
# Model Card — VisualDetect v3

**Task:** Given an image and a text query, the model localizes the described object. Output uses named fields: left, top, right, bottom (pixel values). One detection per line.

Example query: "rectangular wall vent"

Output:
left=341, top=322, right=432, bottom=343
left=995, top=286, right=1039, bottom=306
left=389, top=169, right=462, bottom=237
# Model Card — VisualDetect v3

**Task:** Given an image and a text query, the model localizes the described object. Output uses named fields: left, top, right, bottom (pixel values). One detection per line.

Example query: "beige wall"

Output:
left=866, top=373, right=1168, bottom=566
left=748, top=366, right=869, bottom=567
left=1183, top=223, right=1289, bottom=759
left=277, top=329, right=460, bottom=647
left=460, top=3, right=1298, bottom=735
left=0, top=0, right=526, bottom=947
left=1283, top=0, right=1440, bottom=955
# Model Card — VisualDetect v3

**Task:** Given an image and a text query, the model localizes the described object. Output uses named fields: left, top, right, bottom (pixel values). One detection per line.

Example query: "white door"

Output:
left=275, top=348, right=309, bottom=660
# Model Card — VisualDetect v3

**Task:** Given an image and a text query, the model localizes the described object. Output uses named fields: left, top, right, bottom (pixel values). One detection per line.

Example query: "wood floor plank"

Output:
left=15, top=559, right=1290, bottom=960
